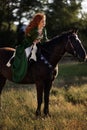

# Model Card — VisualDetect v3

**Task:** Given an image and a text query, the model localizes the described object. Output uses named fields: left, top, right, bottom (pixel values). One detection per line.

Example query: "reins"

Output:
left=66, top=35, right=77, bottom=56
left=38, top=44, right=54, bottom=69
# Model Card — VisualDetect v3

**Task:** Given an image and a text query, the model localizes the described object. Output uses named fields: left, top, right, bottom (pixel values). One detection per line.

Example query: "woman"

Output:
left=12, top=13, right=48, bottom=83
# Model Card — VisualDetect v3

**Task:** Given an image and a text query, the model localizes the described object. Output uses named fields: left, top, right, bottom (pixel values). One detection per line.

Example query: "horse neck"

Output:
left=41, top=38, right=66, bottom=68
left=51, top=44, right=66, bottom=66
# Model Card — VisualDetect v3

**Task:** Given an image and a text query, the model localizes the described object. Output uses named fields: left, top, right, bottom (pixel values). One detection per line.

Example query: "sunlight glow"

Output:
left=82, top=0, right=87, bottom=12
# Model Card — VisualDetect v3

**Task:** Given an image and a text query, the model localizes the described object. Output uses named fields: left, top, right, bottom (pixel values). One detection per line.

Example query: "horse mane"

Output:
left=38, top=30, right=72, bottom=60
left=41, top=30, right=72, bottom=48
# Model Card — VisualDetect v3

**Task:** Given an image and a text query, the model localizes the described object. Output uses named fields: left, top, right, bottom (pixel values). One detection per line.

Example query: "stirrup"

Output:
left=6, top=57, right=14, bottom=67
left=6, top=52, right=15, bottom=67
left=6, top=61, right=11, bottom=67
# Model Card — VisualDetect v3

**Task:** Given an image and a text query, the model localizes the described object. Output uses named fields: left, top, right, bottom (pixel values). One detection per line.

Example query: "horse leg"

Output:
left=43, top=81, right=52, bottom=116
left=36, top=81, right=44, bottom=116
left=0, top=74, right=6, bottom=109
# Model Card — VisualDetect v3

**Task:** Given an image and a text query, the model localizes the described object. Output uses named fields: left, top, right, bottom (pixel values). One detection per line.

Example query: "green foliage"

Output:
left=57, top=62, right=87, bottom=86
left=0, top=0, right=87, bottom=48
left=46, top=0, right=83, bottom=36
left=0, top=30, right=16, bottom=47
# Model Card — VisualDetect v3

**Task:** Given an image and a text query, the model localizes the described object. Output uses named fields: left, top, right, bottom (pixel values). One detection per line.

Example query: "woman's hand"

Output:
left=33, top=39, right=41, bottom=44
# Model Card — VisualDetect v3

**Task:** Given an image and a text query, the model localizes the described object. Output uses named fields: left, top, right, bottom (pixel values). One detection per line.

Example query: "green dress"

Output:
left=12, top=27, right=48, bottom=83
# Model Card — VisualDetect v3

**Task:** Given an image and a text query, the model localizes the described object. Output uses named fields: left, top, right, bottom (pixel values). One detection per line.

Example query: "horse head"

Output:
left=65, top=29, right=87, bottom=62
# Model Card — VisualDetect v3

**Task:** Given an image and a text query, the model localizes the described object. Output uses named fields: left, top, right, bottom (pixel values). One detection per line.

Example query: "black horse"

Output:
left=0, top=29, right=86, bottom=116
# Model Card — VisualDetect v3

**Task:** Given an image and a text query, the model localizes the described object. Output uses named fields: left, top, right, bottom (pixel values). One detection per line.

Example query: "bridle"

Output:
left=66, top=34, right=77, bottom=57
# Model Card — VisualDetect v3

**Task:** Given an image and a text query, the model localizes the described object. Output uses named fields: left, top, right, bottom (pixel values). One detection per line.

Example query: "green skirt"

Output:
left=12, top=45, right=28, bottom=83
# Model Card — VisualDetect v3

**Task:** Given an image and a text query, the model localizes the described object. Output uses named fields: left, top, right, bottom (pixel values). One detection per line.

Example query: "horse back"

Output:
left=0, top=47, right=15, bottom=64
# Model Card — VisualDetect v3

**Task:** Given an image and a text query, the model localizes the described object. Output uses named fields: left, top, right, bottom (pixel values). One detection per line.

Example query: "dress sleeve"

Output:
left=27, top=27, right=38, bottom=41
left=21, top=27, right=39, bottom=48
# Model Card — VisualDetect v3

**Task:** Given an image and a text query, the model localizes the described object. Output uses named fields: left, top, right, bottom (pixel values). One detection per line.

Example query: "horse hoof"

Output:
left=36, top=110, right=41, bottom=116
left=43, top=110, right=51, bottom=117
left=43, top=113, right=51, bottom=118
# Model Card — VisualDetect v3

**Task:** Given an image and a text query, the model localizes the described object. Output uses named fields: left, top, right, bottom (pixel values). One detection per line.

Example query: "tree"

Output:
left=45, top=0, right=83, bottom=37
left=0, top=0, right=87, bottom=49
left=0, top=0, right=48, bottom=46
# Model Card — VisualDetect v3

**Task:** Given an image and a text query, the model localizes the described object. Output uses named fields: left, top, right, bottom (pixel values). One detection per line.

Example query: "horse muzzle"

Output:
left=85, top=55, right=87, bottom=62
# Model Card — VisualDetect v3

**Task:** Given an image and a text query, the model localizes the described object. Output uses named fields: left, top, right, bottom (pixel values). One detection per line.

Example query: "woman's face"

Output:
left=40, top=16, right=46, bottom=28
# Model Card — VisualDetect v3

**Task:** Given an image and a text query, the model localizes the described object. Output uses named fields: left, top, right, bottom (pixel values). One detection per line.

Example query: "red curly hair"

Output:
left=25, top=13, right=46, bottom=35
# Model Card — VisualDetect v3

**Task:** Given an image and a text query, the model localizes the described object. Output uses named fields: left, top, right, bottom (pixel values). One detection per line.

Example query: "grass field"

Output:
left=0, top=62, right=87, bottom=130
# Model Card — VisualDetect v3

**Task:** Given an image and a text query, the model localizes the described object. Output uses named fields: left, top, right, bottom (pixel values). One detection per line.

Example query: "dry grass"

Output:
left=0, top=82, right=87, bottom=130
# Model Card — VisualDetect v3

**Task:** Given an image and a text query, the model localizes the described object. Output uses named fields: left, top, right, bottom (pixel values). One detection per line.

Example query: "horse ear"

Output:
left=72, top=27, right=78, bottom=34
